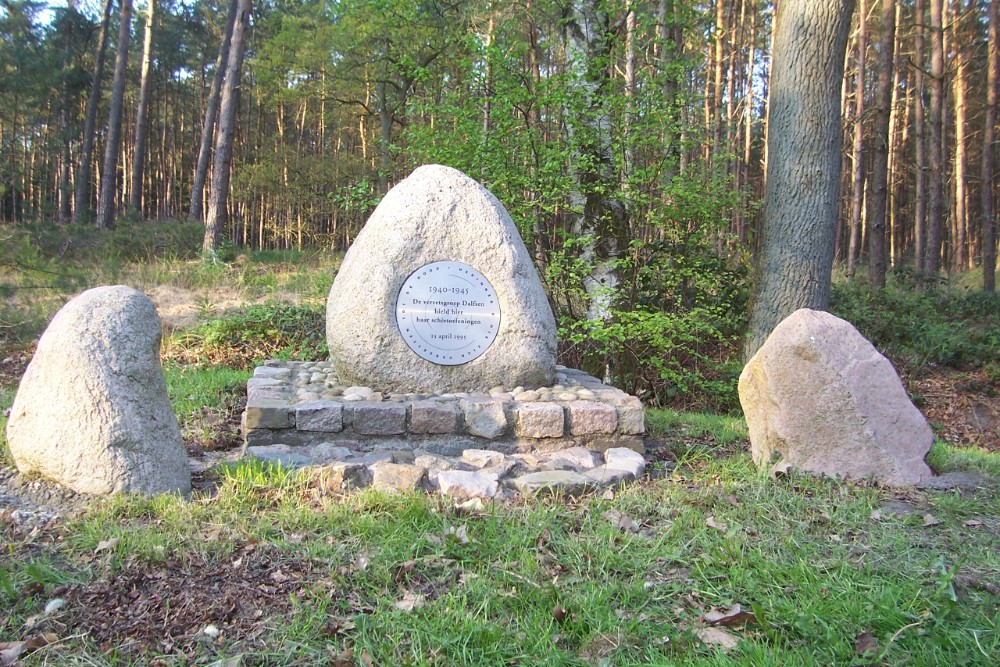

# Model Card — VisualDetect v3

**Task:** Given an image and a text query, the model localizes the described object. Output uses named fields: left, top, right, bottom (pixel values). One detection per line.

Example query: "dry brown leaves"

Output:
left=63, top=544, right=322, bottom=658
left=905, top=367, right=1000, bottom=452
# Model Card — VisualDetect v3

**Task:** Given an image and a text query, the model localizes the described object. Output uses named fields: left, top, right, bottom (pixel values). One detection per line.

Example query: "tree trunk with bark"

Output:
left=94, top=0, right=133, bottom=230
left=984, top=0, right=998, bottom=291
left=71, top=0, right=114, bottom=225
left=564, top=0, right=627, bottom=380
left=129, top=0, right=156, bottom=216
left=743, top=0, right=856, bottom=359
left=847, top=0, right=866, bottom=279
left=925, top=0, right=945, bottom=275
left=867, top=0, right=894, bottom=286
left=189, top=0, right=238, bottom=222
left=203, top=0, right=251, bottom=256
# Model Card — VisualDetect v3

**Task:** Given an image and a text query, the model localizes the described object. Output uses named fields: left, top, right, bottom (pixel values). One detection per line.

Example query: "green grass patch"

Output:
left=163, top=362, right=249, bottom=449
left=2, top=448, right=995, bottom=665
left=164, top=302, right=328, bottom=367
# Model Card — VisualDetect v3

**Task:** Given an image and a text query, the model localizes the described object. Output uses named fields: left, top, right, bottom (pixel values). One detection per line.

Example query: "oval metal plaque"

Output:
left=395, top=261, right=501, bottom=365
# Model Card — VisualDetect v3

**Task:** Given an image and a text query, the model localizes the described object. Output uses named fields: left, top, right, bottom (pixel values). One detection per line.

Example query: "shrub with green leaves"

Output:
left=830, top=281, right=1000, bottom=373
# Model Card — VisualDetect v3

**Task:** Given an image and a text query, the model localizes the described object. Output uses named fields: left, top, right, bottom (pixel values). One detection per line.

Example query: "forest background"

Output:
left=1, top=0, right=999, bottom=414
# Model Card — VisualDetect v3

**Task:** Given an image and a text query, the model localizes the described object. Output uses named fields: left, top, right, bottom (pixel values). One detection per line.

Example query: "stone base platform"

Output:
left=241, top=361, right=647, bottom=498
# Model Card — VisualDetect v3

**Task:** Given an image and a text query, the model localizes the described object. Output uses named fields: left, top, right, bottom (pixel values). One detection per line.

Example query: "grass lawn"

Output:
left=1, top=406, right=997, bottom=666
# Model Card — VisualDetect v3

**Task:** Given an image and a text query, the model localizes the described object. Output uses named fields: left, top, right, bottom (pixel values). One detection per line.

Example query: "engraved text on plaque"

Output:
left=395, top=261, right=501, bottom=365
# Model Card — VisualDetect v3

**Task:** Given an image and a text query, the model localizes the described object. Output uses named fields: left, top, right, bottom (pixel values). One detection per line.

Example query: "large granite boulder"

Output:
left=738, top=308, right=933, bottom=486
left=6, top=286, right=191, bottom=496
left=326, top=164, right=557, bottom=392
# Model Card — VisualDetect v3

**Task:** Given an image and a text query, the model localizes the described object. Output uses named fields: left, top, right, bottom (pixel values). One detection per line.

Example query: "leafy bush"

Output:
left=830, top=281, right=1000, bottom=372
left=553, top=229, right=750, bottom=413
left=166, top=303, right=327, bottom=368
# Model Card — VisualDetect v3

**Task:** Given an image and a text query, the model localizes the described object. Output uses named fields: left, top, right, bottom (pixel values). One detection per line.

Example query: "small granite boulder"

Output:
left=738, top=308, right=933, bottom=486
left=6, top=286, right=190, bottom=496
left=326, top=164, right=557, bottom=392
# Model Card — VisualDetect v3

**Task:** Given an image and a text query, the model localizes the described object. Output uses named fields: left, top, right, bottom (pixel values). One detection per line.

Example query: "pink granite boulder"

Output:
left=738, top=308, right=933, bottom=486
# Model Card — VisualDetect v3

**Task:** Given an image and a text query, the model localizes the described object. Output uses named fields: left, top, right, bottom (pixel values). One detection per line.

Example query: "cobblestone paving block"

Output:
left=513, top=402, right=564, bottom=438
left=410, top=400, right=460, bottom=434
left=253, top=366, right=292, bottom=381
left=616, top=396, right=646, bottom=435
left=295, top=400, right=344, bottom=432
left=244, top=399, right=293, bottom=429
left=352, top=402, right=407, bottom=435
left=565, top=401, right=618, bottom=436
left=460, top=398, right=508, bottom=439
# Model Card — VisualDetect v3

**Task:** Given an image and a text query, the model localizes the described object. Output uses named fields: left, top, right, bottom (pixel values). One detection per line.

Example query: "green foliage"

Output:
left=403, top=22, right=752, bottom=412
left=830, top=280, right=1000, bottom=372
left=166, top=302, right=327, bottom=367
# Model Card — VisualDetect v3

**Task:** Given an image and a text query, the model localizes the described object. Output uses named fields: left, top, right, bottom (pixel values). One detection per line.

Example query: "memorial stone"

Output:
left=326, top=164, right=557, bottom=393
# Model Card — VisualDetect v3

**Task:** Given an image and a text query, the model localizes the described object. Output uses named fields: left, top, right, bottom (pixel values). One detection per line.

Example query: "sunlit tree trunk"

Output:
left=914, top=0, right=927, bottom=274
left=204, top=0, right=251, bottom=256
left=744, top=0, right=856, bottom=359
left=925, top=0, right=945, bottom=275
left=190, top=0, right=238, bottom=222
left=129, top=0, right=156, bottom=216
left=983, top=0, right=998, bottom=291
left=57, top=0, right=77, bottom=224
left=95, top=0, right=133, bottom=230
left=72, top=0, right=113, bottom=225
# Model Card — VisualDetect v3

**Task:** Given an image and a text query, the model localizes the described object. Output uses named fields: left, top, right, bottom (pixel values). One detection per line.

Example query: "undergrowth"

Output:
left=830, top=280, right=1000, bottom=375
left=164, top=303, right=328, bottom=368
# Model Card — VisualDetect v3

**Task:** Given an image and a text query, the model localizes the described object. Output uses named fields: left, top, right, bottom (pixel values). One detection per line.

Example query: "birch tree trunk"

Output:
left=203, top=0, right=251, bottom=256
left=743, top=0, right=856, bottom=359
left=94, top=0, right=133, bottom=230
left=564, top=0, right=627, bottom=380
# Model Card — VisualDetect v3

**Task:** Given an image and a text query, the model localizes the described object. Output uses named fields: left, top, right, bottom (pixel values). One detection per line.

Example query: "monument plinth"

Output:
left=243, top=165, right=646, bottom=499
